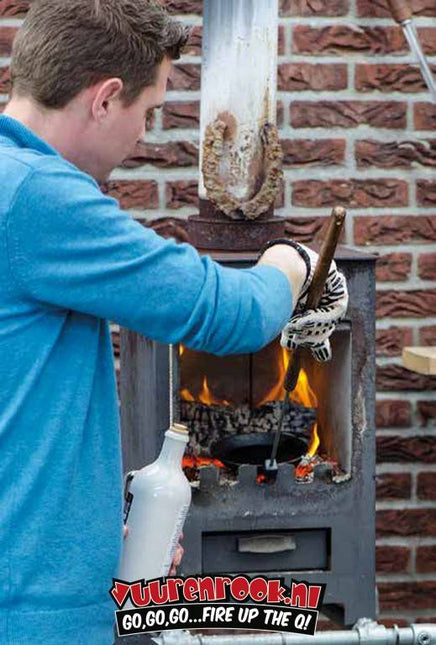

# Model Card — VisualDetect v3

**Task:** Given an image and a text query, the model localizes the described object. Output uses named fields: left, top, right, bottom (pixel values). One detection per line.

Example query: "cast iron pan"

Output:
left=210, top=432, right=308, bottom=469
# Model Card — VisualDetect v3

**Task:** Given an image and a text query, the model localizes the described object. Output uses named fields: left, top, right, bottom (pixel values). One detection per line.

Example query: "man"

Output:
left=0, top=1, right=348, bottom=643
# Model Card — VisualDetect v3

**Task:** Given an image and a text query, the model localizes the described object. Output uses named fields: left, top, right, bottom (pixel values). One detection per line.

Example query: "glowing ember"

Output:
left=182, top=455, right=225, bottom=470
left=294, top=455, right=317, bottom=483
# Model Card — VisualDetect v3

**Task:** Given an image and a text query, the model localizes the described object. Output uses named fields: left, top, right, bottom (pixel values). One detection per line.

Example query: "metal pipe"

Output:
left=199, top=0, right=279, bottom=203
left=385, top=0, right=436, bottom=103
left=402, top=20, right=436, bottom=103
left=154, top=622, right=436, bottom=645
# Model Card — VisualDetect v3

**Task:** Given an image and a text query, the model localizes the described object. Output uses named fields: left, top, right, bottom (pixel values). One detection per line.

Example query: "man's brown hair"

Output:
left=10, top=0, right=189, bottom=109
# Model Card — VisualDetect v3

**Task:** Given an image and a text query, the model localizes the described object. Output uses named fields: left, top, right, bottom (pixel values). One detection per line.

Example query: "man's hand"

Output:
left=280, top=242, right=348, bottom=361
left=258, top=239, right=348, bottom=362
left=123, top=527, right=184, bottom=575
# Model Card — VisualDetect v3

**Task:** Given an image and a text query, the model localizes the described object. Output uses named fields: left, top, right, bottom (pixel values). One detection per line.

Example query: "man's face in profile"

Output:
left=95, top=56, right=171, bottom=182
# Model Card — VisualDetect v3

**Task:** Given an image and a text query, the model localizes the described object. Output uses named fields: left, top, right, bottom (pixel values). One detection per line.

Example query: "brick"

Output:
left=144, top=216, right=190, bottom=244
left=122, top=141, right=198, bottom=169
left=376, top=328, right=414, bottom=357
left=0, top=27, right=18, bottom=57
left=379, top=619, right=410, bottom=628
left=274, top=179, right=285, bottom=210
left=168, top=64, right=201, bottom=91
left=420, top=28, right=436, bottom=55
left=377, top=364, right=436, bottom=391
left=354, top=215, right=436, bottom=245
left=0, top=66, right=10, bottom=95
left=290, top=101, right=406, bottom=129
left=378, top=582, right=436, bottom=610
left=284, top=217, right=337, bottom=243
left=416, top=546, right=436, bottom=573
left=183, top=25, right=202, bottom=56
left=418, top=253, right=436, bottom=280
left=376, top=253, right=412, bottom=281
left=376, top=509, right=436, bottom=537
left=166, top=180, right=198, bottom=209
left=278, top=63, right=347, bottom=91
left=101, top=180, right=158, bottom=210
left=377, top=289, right=436, bottom=317
left=278, top=26, right=285, bottom=56
left=415, top=103, right=436, bottom=131
left=356, top=139, right=436, bottom=169
left=162, top=101, right=200, bottom=130
left=420, top=327, right=436, bottom=346
left=0, top=0, right=30, bottom=16
left=356, top=64, right=435, bottom=94
left=292, top=179, right=408, bottom=208
left=376, top=473, right=412, bottom=499
left=292, top=25, right=406, bottom=56
left=376, top=399, right=411, bottom=426
left=376, top=546, right=410, bottom=573
left=165, top=0, right=202, bottom=13
left=418, top=401, right=436, bottom=427
left=280, top=0, right=349, bottom=16
left=277, top=102, right=284, bottom=128
left=418, top=472, right=436, bottom=499
left=357, top=0, right=436, bottom=16
left=417, top=181, right=436, bottom=207
left=377, top=436, right=436, bottom=463
left=281, top=139, right=345, bottom=167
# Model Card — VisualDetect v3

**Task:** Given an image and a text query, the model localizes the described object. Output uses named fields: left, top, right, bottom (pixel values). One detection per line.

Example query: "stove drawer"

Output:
left=203, top=529, right=329, bottom=573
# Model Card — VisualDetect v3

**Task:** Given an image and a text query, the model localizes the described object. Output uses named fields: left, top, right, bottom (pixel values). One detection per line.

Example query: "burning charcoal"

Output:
left=180, top=400, right=316, bottom=458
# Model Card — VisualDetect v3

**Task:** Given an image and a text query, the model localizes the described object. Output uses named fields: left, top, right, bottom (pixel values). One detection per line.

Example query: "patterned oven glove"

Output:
left=260, top=239, right=349, bottom=362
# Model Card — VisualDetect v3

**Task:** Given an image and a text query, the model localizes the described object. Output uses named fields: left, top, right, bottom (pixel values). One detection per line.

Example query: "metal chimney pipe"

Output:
left=188, top=0, right=285, bottom=250
left=199, top=0, right=279, bottom=203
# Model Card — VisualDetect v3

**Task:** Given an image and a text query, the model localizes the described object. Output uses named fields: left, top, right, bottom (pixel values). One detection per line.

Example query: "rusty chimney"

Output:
left=187, top=0, right=286, bottom=250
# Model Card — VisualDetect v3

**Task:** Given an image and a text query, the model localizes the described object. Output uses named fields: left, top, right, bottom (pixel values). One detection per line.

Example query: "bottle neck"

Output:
left=156, top=433, right=187, bottom=468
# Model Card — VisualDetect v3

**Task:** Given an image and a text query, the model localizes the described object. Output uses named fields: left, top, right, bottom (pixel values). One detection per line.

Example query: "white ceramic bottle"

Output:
left=118, top=423, right=191, bottom=583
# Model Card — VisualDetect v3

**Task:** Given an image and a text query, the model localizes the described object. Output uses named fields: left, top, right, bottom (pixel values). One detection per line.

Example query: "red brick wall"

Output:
left=2, top=0, right=435, bottom=626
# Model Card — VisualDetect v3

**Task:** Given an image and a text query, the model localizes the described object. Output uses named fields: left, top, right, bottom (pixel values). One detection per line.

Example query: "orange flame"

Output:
left=308, top=422, right=320, bottom=457
left=196, top=376, right=230, bottom=406
left=180, top=344, right=321, bottom=460
left=256, top=349, right=317, bottom=408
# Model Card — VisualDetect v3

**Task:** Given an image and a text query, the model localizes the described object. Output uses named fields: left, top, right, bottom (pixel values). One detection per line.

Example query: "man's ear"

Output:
left=91, top=78, right=124, bottom=123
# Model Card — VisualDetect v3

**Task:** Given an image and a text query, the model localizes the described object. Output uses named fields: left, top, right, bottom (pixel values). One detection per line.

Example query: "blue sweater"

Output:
left=0, top=115, right=292, bottom=644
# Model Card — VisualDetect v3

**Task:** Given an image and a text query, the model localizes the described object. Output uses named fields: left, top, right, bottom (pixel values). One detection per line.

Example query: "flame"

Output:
left=256, top=348, right=317, bottom=409
left=198, top=376, right=230, bottom=406
left=180, top=388, right=194, bottom=402
left=180, top=367, right=230, bottom=406
left=180, top=343, right=321, bottom=462
left=308, top=422, right=320, bottom=457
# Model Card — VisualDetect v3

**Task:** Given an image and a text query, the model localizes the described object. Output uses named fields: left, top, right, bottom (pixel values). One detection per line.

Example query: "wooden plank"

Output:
left=403, top=346, right=436, bottom=375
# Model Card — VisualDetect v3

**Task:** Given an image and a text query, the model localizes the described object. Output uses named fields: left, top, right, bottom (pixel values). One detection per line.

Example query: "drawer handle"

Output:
left=238, top=535, right=296, bottom=554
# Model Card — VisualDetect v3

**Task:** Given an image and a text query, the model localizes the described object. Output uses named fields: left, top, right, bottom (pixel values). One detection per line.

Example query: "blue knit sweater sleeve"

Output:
left=6, top=159, right=293, bottom=355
